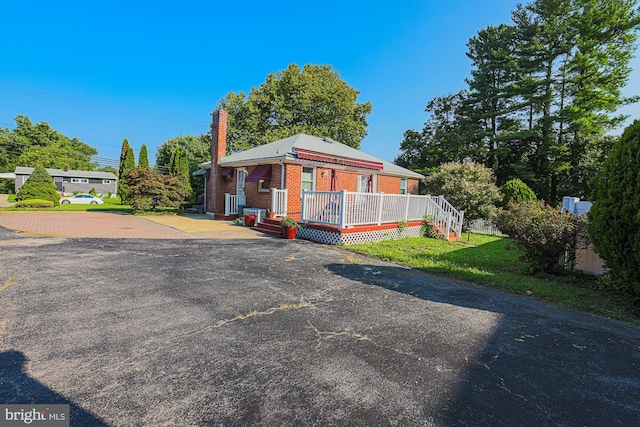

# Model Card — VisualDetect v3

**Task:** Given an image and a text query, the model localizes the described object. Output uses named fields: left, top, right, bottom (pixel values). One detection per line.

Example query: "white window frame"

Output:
left=71, top=178, right=89, bottom=184
left=258, top=180, right=270, bottom=192
left=400, top=178, right=408, bottom=195
left=301, top=166, right=315, bottom=194
left=102, top=179, right=112, bottom=185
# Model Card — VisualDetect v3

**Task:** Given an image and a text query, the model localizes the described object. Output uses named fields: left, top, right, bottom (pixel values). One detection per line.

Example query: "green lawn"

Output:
left=1, top=196, right=132, bottom=212
left=345, top=234, right=639, bottom=325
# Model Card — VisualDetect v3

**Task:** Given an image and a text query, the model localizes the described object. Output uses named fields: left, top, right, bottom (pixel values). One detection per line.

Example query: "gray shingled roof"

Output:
left=15, top=167, right=117, bottom=179
left=201, top=134, right=423, bottom=179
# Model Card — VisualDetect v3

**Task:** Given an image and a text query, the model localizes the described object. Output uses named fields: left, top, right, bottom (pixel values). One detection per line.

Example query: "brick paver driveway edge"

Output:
left=0, top=211, right=250, bottom=239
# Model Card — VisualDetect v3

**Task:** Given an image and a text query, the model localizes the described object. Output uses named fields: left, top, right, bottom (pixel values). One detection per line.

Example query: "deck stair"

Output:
left=253, top=217, right=283, bottom=237
left=429, top=220, right=461, bottom=242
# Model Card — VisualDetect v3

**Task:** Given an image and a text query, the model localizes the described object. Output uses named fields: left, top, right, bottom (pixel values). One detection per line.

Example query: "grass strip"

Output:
left=345, top=234, right=638, bottom=325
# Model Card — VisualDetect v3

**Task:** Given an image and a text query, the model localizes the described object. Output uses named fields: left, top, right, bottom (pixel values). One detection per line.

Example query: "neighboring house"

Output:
left=199, top=110, right=464, bottom=245
left=14, top=167, right=117, bottom=196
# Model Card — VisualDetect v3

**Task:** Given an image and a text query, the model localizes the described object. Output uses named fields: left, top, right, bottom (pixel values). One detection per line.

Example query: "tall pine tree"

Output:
left=397, top=0, right=640, bottom=203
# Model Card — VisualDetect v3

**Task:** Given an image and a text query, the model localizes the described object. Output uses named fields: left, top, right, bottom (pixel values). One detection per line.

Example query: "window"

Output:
left=301, top=167, right=315, bottom=192
left=400, top=178, right=408, bottom=194
left=71, top=178, right=89, bottom=183
left=102, top=179, right=112, bottom=184
left=357, top=175, right=372, bottom=193
left=258, top=180, right=270, bottom=192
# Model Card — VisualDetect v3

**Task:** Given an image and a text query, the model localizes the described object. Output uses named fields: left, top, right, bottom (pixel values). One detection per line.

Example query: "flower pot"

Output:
left=632, top=299, right=640, bottom=318
left=243, top=214, right=256, bottom=227
left=283, top=226, right=297, bottom=240
left=268, top=211, right=276, bottom=219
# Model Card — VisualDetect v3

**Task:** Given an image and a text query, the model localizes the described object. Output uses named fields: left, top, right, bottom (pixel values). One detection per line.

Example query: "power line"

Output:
left=0, top=79, right=210, bottom=132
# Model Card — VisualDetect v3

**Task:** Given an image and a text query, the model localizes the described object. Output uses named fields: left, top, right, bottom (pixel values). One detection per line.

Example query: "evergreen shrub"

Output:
left=500, top=178, right=536, bottom=207
left=16, top=166, right=60, bottom=206
left=14, top=199, right=54, bottom=208
left=588, top=121, right=640, bottom=295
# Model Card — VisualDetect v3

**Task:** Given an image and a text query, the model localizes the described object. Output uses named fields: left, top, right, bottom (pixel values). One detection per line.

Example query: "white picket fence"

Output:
left=466, top=219, right=507, bottom=236
left=301, top=190, right=464, bottom=239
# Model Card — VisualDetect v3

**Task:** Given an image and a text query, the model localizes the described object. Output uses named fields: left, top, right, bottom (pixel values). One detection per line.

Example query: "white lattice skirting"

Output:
left=297, top=225, right=422, bottom=245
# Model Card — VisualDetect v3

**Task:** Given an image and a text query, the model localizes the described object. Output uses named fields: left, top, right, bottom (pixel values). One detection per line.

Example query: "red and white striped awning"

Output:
left=295, top=149, right=384, bottom=170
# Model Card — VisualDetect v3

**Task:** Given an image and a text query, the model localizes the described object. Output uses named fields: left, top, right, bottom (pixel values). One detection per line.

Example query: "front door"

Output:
left=236, top=169, right=246, bottom=196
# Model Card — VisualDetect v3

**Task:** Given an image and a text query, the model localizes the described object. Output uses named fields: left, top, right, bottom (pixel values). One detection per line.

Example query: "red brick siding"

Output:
left=285, top=164, right=302, bottom=220
left=377, top=175, right=420, bottom=195
left=378, top=175, right=400, bottom=194
left=408, top=179, right=419, bottom=195
left=335, top=170, right=359, bottom=192
left=315, top=167, right=332, bottom=191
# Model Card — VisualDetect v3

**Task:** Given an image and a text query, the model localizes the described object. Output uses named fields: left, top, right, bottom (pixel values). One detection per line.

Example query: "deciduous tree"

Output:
left=126, top=167, right=190, bottom=211
left=217, top=63, right=372, bottom=151
left=423, top=162, right=501, bottom=228
left=0, top=115, right=97, bottom=172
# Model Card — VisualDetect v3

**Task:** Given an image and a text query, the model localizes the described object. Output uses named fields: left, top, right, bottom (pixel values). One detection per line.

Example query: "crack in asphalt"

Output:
left=307, top=320, right=373, bottom=345
left=114, top=297, right=317, bottom=367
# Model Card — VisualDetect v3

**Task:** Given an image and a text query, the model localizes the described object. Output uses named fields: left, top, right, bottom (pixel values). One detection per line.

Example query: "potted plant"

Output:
left=281, top=217, right=298, bottom=239
left=243, top=214, right=257, bottom=227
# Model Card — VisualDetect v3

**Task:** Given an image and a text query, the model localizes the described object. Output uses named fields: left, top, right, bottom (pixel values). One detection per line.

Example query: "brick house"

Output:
left=199, top=110, right=464, bottom=245
left=201, top=110, right=423, bottom=219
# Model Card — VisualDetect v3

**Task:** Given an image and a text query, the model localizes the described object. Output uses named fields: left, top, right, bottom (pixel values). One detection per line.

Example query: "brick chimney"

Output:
left=207, top=109, right=228, bottom=214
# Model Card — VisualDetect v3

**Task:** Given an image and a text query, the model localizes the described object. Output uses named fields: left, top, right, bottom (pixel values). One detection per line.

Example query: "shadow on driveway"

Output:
left=0, top=351, right=107, bottom=426
left=326, top=262, right=640, bottom=426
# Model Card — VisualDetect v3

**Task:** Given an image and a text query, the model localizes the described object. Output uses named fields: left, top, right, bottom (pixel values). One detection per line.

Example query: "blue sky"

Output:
left=1, top=0, right=639, bottom=168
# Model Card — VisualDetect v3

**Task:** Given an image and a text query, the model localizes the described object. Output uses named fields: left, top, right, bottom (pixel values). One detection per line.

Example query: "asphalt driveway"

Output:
left=0, top=230, right=639, bottom=426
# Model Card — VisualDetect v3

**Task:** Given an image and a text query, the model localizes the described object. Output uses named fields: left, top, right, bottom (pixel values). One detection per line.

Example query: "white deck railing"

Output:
left=271, top=188, right=288, bottom=217
left=301, top=190, right=464, bottom=239
left=430, top=195, right=465, bottom=238
left=224, top=193, right=246, bottom=216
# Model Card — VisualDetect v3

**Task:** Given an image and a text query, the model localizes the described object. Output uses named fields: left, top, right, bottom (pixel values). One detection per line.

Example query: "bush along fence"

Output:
left=491, top=200, right=588, bottom=274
